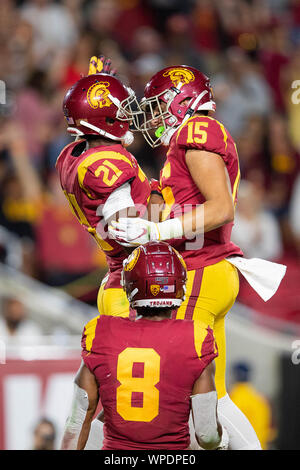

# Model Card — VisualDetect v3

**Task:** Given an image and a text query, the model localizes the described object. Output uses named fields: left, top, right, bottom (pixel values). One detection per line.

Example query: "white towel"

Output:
left=226, top=256, right=287, bottom=302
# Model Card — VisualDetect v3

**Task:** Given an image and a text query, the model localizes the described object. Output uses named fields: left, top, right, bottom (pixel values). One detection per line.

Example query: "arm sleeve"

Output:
left=176, top=117, right=229, bottom=161
left=102, top=182, right=135, bottom=223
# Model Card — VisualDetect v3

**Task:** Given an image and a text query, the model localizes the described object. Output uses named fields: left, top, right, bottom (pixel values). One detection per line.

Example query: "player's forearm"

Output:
left=108, top=195, right=234, bottom=245
left=76, top=412, right=94, bottom=449
left=179, top=198, right=234, bottom=238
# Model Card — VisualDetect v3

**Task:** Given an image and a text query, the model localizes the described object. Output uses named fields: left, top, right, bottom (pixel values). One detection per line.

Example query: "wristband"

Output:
left=156, top=218, right=183, bottom=240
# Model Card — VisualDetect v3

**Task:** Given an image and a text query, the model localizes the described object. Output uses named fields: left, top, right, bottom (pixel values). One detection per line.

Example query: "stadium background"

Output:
left=0, top=0, right=300, bottom=450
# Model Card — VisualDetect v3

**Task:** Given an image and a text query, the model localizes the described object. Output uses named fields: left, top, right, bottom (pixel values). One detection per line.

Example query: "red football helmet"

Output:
left=137, top=65, right=216, bottom=147
left=63, top=73, right=141, bottom=145
left=122, top=241, right=187, bottom=309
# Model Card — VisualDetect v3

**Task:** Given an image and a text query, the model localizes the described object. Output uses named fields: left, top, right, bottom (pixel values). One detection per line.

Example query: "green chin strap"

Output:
left=155, top=126, right=165, bottom=138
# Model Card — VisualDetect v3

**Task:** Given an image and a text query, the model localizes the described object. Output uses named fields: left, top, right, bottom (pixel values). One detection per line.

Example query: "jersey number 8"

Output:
left=116, top=347, right=160, bottom=422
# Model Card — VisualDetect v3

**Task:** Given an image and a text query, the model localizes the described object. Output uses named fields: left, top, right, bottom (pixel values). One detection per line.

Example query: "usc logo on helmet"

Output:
left=87, top=81, right=112, bottom=109
left=163, top=68, right=195, bottom=87
left=124, top=248, right=141, bottom=272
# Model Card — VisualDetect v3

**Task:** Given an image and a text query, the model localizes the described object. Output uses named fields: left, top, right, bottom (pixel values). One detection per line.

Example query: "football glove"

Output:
left=108, top=217, right=183, bottom=247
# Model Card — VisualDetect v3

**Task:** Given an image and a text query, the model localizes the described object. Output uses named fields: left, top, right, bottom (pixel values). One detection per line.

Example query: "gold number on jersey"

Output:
left=95, top=160, right=123, bottom=186
left=187, top=121, right=209, bottom=144
left=116, top=347, right=160, bottom=422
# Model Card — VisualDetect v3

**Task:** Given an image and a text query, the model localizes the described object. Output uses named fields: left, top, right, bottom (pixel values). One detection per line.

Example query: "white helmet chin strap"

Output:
left=80, top=121, right=122, bottom=141
left=67, top=121, right=134, bottom=146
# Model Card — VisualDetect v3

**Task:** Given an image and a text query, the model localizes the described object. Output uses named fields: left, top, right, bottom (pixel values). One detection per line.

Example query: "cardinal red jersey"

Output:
left=160, top=115, right=243, bottom=270
left=56, top=140, right=150, bottom=288
left=81, top=315, right=217, bottom=450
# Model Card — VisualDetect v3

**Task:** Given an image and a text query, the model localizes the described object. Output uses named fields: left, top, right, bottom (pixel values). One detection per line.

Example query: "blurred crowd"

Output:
left=0, top=0, right=300, bottom=324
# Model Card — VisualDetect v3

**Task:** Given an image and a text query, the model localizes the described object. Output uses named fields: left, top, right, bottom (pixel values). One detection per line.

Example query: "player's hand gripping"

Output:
left=108, top=217, right=184, bottom=247
left=88, top=55, right=117, bottom=76
left=109, top=218, right=160, bottom=246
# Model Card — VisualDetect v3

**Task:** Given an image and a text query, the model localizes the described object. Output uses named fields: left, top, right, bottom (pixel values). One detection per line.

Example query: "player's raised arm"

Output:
left=61, top=361, right=99, bottom=450
left=181, top=149, right=234, bottom=237
left=191, top=361, right=226, bottom=450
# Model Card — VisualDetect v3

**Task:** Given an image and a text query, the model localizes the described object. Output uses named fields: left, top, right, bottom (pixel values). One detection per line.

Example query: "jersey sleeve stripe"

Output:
left=232, top=167, right=241, bottom=204
left=232, top=144, right=241, bottom=205
left=82, top=315, right=100, bottom=352
left=77, top=151, right=134, bottom=198
left=206, top=116, right=228, bottom=151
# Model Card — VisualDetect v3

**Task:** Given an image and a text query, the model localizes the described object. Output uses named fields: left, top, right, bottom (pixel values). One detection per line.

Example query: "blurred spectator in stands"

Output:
left=212, top=46, right=273, bottom=137
left=129, top=26, right=165, bottom=96
left=258, top=16, right=291, bottom=113
left=264, top=113, right=299, bottom=252
left=20, top=0, right=78, bottom=68
left=232, top=180, right=283, bottom=260
left=0, top=296, right=43, bottom=343
left=130, top=26, right=163, bottom=61
left=62, top=0, right=88, bottom=32
left=215, top=0, right=259, bottom=49
left=164, top=13, right=209, bottom=73
left=147, top=0, right=194, bottom=31
left=0, top=121, right=37, bottom=277
left=229, top=361, right=274, bottom=449
left=192, top=0, right=220, bottom=53
left=32, top=417, right=56, bottom=450
left=12, top=69, right=57, bottom=166
left=87, top=0, right=123, bottom=49
left=0, top=0, right=32, bottom=90
left=131, top=52, right=165, bottom=99
left=99, top=39, right=132, bottom=86
left=235, top=115, right=269, bottom=187
left=56, top=33, right=97, bottom=91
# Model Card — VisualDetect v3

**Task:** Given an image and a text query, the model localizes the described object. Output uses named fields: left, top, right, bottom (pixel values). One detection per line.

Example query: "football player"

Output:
left=108, top=65, right=286, bottom=449
left=61, top=241, right=228, bottom=450
left=56, top=57, right=159, bottom=319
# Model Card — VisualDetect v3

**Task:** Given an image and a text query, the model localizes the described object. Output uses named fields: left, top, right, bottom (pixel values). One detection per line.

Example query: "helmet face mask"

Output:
left=122, top=241, right=187, bottom=310
left=138, top=89, right=182, bottom=148
left=114, top=86, right=143, bottom=129
left=136, top=65, right=216, bottom=148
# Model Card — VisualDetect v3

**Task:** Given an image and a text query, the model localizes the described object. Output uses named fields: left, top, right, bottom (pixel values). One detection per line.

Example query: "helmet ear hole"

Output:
left=106, top=117, right=115, bottom=125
